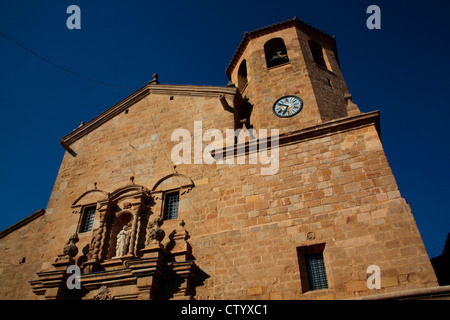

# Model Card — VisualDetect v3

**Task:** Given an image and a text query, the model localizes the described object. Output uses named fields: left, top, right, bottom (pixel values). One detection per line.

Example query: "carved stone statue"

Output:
left=146, top=215, right=165, bottom=245
left=115, top=226, right=130, bottom=257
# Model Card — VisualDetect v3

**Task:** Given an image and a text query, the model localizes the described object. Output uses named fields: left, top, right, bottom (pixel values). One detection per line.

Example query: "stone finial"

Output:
left=62, top=234, right=79, bottom=258
left=344, top=93, right=361, bottom=116
left=183, top=220, right=190, bottom=236
left=178, top=220, right=190, bottom=240
left=148, top=73, right=159, bottom=85
left=130, top=176, right=135, bottom=185
left=165, top=220, right=191, bottom=260
left=169, top=220, right=189, bottom=244
left=344, top=93, right=353, bottom=103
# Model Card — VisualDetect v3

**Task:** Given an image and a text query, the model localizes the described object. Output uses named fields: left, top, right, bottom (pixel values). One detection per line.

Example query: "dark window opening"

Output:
left=264, top=38, right=289, bottom=68
left=237, top=59, right=248, bottom=92
left=327, top=78, right=333, bottom=89
left=308, top=40, right=328, bottom=69
left=80, top=206, right=96, bottom=233
left=163, top=192, right=179, bottom=220
left=297, top=243, right=328, bottom=292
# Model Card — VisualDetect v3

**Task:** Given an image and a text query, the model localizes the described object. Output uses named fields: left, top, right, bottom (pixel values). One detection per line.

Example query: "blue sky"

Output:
left=0, top=0, right=449, bottom=259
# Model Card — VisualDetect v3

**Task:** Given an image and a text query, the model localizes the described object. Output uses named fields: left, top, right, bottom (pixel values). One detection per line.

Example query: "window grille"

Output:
left=80, top=206, right=96, bottom=233
left=164, top=192, right=179, bottom=220
left=305, top=253, right=328, bottom=290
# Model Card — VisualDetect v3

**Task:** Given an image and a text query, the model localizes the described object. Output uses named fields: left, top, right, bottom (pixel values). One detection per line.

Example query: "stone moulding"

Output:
left=212, top=111, right=381, bottom=159
left=278, top=110, right=381, bottom=146
left=59, top=84, right=239, bottom=151
left=347, top=285, right=450, bottom=300
left=71, top=189, right=109, bottom=207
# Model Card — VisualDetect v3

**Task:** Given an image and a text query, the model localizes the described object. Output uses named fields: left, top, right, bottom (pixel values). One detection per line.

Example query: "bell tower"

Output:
left=226, top=17, right=360, bottom=134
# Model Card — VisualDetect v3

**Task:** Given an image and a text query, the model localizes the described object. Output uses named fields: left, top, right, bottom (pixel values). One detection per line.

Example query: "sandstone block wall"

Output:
left=0, top=89, right=438, bottom=298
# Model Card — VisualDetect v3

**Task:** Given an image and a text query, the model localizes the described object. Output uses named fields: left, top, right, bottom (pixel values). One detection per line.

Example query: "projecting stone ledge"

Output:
left=346, top=285, right=450, bottom=300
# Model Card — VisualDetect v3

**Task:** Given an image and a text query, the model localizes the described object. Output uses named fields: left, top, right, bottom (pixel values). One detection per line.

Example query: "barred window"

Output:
left=297, top=243, right=328, bottom=292
left=163, top=192, right=179, bottom=220
left=305, top=253, right=328, bottom=290
left=80, top=206, right=96, bottom=233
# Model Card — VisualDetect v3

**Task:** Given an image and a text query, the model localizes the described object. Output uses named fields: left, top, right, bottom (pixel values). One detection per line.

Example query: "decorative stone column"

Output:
left=83, top=199, right=114, bottom=272
left=128, top=205, right=140, bottom=256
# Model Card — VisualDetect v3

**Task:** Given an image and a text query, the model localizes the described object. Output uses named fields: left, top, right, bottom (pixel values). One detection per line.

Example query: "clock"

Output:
left=272, top=95, right=303, bottom=118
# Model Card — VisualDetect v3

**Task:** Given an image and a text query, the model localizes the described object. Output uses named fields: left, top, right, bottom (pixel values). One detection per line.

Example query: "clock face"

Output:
left=273, top=95, right=303, bottom=118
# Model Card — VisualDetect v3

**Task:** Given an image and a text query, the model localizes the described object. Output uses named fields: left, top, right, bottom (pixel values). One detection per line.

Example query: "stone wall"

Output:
left=0, top=87, right=438, bottom=298
left=0, top=17, right=438, bottom=300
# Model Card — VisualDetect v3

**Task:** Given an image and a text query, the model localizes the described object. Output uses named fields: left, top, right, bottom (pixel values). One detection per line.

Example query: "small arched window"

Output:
left=308, top=40, right=330, bottom=70
left=237, top=59, right=248, bottom=92
left=264, top=38, right=289, bottom=68
left=163, top=191, right=180, bottom=220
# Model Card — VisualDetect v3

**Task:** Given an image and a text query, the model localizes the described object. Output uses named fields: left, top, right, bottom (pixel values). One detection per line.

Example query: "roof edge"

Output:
left=225, top=17, right=335, bottom=79
left=60, top=84, right=238, bottom=149
left=0, top=209, right=46, bottom=240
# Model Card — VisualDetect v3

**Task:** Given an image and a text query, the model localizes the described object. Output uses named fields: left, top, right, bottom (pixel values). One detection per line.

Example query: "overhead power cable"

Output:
left=0, top=31, right=136, bottom=90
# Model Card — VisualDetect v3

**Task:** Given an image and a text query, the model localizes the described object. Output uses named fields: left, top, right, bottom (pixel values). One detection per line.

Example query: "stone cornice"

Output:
left=278, top=110, right=381, bottom=147
left=213, top=111, right=381, bottom=158
left=60, top=84, right=238, bottom=150
left=346, top=285, right=450, bottom=300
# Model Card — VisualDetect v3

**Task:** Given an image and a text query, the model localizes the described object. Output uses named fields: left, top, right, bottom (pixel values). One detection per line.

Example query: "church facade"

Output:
left=0, top=18, right=441, bottom=300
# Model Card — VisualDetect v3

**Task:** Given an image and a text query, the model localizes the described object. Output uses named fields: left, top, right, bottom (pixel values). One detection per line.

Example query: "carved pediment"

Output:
left=151, top=174, right=194, bottom=200
left=109, top=184, right=152, bottom=207
left=71, top=189, right=108, bottom=214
